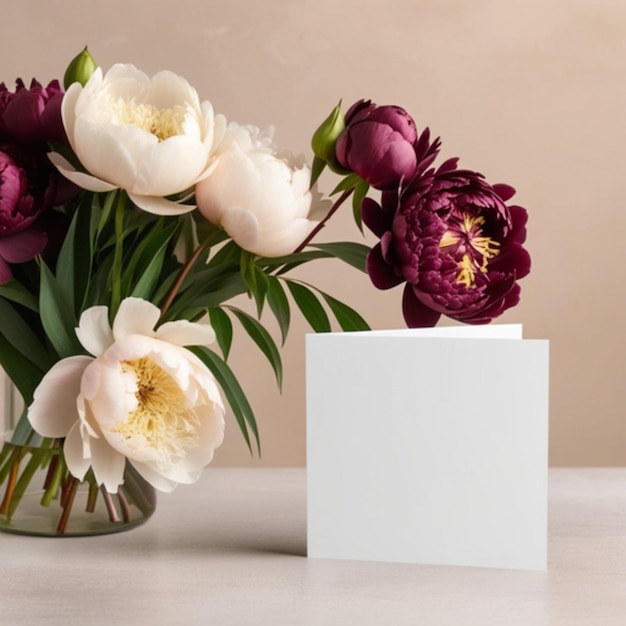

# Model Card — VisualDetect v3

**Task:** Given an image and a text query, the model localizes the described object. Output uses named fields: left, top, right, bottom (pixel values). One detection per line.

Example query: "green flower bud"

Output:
left=63, top=46, right=97, bottom=89
left=311, top=101, right=345, bottom=166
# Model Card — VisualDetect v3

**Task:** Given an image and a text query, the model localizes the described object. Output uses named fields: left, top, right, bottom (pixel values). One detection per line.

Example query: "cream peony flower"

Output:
left=28, top=298, right=225, bottom=493
left=195, top=124, right=330, bottom=257
left=49, top=64, right=225, bottom=215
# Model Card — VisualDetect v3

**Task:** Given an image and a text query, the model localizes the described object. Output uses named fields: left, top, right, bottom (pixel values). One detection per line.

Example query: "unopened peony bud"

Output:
left=311, top=101, right=345, bottom=168
left=63, top=46, right=97, bottom=89
left=336, top=100, right=419, bottom=190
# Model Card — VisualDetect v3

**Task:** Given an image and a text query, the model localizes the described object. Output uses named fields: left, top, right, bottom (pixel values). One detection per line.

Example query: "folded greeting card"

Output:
left=306, top=325, right=549, bottom=570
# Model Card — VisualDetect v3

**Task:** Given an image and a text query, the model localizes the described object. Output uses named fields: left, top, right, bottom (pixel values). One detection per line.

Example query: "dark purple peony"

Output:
left=335, top=100, right=419, bottom=190
left=363, top=139, right=531, bottom=327
left=0, top=78, right=66, bottom=144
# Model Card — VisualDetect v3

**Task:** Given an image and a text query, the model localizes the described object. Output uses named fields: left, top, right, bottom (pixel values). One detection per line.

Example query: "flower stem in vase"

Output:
left=56, top=477, right=79, bottom=534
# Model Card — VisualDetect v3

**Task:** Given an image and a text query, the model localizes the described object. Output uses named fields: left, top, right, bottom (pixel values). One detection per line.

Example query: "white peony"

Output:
left=49, top=64, right=225, bottom=215
left=195, top=124, right=329, bottom=257
left=28, top=298, right=225, bottom=493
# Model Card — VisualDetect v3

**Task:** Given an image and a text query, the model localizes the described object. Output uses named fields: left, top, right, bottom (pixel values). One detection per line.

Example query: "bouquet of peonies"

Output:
left=0, top=48, right=529, bottom=532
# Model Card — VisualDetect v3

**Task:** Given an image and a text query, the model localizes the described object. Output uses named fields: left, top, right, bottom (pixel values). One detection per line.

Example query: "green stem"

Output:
left=86, top=481, right=99, bottom=513
left=56, top=477, right=78, bottom=534
left=293, top=187, right=354, bottom=253
left=41, top=452, right=66, bottom=507
left=159, top=232, right=222, bottom=318
left=111, top=190, right=126, bottom=315
left=100, top=485, right=120, bottom=522
left=7, top=448, right=47, bottom=519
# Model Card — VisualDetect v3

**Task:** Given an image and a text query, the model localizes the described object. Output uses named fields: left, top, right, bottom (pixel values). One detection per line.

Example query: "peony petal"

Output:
left=402, top=284, right=441, bottom=328
left=361, top=197, right=393, bottom=238
left=129, top=460, right=178, bottom=493
left=131, top=135, right=209, bottom=195
left=112, top=297, right=160, bottom=339
left=63, top=420, right=91, bottom=481
left=367, top=243, right=404, bottom=289
left=28, top=356, right=93, bottom=437
left=221, top=205, right=260, bottom=251
left=0, top=229, right=47, bottom=263
left=59, top=79, right=83, bottom=147
left=127, top=192, right=196, bottom=216
left=72, top=120, right=141, bottom=190
left=76, top=305, right=114, bottom=356
left=48, top=151, right=118, bottom=193
left=0, top=256, right=13, bottom=284
left=88, top=431, right=127, bottom=493
left=156, top=320, right=216, bottom=346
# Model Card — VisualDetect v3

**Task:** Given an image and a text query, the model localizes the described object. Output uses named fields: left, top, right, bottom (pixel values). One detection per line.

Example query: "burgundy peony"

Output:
left=0, top=78, right=66, bottom=144
left=363, top=142, right=531, bottom=327
left=335, top=100, right=419, bottom=190
left=0, top=146, right=57, bottom=283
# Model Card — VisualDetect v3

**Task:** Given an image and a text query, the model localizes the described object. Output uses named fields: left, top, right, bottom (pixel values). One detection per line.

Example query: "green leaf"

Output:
left=205, top=240, right=242, bottom=268
left=39, top=262, right=82, bottom=358
left=286, top=280, right=331, bottom=332
left=208, top=307, right=233, bottom=360
left=0, top=281, right=39, bottom=312
left=0, top=298, right=54, bottom=370
left=55, top=192, right=96, bottom=314
left=310, top=242, right=370, bottom=272
left=0, top=333, right=43, bottom=406
left=95, top=189, right=119, bottom=242
left=257, top=249, right=331, bottom=271
left=123, top=221, right=177, bottom=292
left=187, top=346, right=260, bottom=455
left=227, top=306, right=283, bottom=390
left=330, top=172, right=361, bottom=195
left=240, top=250, right=268, bottom=316
left=320, top=292, right=370, bottom=331
left=84, top=252, right=114, bottom=308
left=351, top=178, right=369, bottom=233
left=188, top=278, right=248, bottom=310
left=127, top=224, right=178, bottom=301
left=266, top=277, right=290, bottom=345
left=309, top=155, right=327, bottom=188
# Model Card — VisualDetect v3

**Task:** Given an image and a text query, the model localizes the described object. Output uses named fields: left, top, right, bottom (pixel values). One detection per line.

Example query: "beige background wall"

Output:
left=1, top=0, right=624, bottom=466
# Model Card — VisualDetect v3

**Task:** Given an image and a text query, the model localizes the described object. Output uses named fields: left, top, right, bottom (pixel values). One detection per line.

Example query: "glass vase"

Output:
left=0, top=441, right=156, bottom=537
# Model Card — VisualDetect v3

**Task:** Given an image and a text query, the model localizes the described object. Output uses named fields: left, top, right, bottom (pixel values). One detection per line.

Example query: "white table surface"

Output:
left=1, top=468, right=626, bottom=625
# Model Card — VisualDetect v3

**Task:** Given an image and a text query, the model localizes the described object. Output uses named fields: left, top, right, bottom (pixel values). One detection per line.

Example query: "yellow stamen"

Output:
left=114, top=357, right=198, bottom=459
left=439, top=212, right=501, bottom=287
left=114, top=100, right=185, bottom=141
left=456, top=254, right=475, bottom=287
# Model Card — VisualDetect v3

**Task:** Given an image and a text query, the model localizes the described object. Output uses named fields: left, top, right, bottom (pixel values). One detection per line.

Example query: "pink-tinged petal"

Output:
left=220, top=205, right=260, bottom=251
left=0, top=229, right=47, bottom=263
left=80, top=359, right=102, bottom=402
left=63, top=421, right=91, bottom=481
left=127, top=192, right=196, bottom=216
left=128, top=460, right=178, bottom=493
left=76, top=305, right=114, bottom=356
left=28, top=356, right=93, bottom=437
left=158, top=403, right=224, bottom=484
left=88, top=433, right=127, bottom=493
left=156, top=320, right=215, bottom=346
left=402, top=284, right=441, bottom=328
left=47, top=152, right=117, bottom=193
left=112, top=297, right=160, bottom=339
